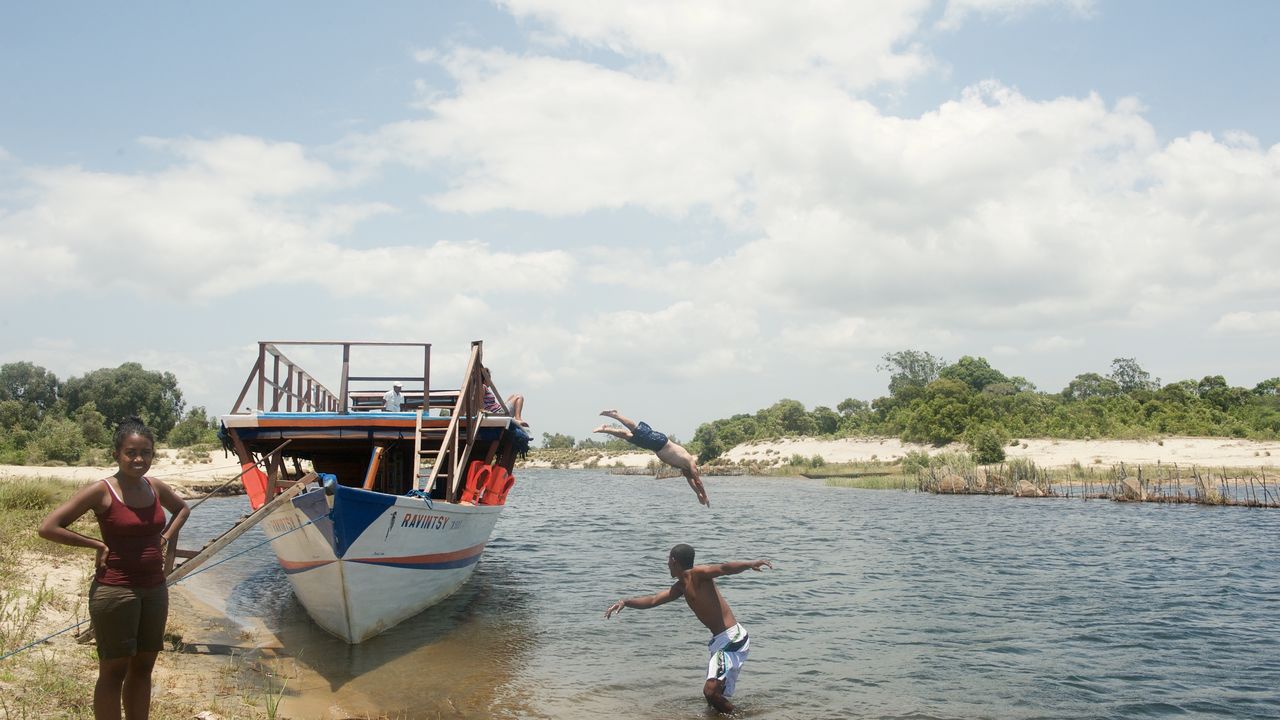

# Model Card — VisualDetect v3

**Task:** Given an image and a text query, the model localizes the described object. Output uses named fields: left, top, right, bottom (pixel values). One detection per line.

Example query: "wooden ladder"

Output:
left=421, top=342, right=485, bottom=501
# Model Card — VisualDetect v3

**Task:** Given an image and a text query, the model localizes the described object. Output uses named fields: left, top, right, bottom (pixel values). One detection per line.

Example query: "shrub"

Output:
left=967, top=424, right=1009, bottom=465
left=1006, top=457, right=1039, bottom=483
left=26, top=416, right=86, bottom=464
left=0, top=480, right=62, bottom=511
left=810, top=454, right=826, bottom=467
left=929, top=450, right=976, bottom=475
left=901, top=450, right=931, bottom=476
left=72, top=402, right=110, bottom=447
left=168, top=406, right=218, bottom=448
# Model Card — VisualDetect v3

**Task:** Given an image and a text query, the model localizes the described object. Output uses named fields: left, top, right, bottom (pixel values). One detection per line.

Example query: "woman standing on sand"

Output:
left=39, top=417, right=190, bottom=720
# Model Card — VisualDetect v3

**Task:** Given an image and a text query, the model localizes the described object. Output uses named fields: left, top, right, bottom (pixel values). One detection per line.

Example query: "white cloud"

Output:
left=340, top=5, right=1280, bottom=388
left=501, top=0, right=934, bottom=88
left=0, top=136, right=575, bottom=303
left=1212, top=311, right=1280, bottom=336
left=1031, top=336, right=1084, bottom=352
left=565, top=301, right=762, bottom=381
left=937, top=0, right=1095, bottom=30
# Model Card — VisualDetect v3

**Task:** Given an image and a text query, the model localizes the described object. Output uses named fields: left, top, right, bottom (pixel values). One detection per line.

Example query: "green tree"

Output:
left=71, top=401, right=110, bottom=447
left=763, top=399, right=816, bottom=436
left=169, top=406, right=217, bottom=447
left=541, top=432, right=575, bottom=449
left=810, top=405, right=840, bottom=435
left=967, top=424, right=1010, bottom=464
left=835, top=397, right=872, bottom=432
left=902, top=378, right=978, bottom=444
left=1108, top=357, right=1160, bottom=393
left=1252, top=377, right=1280, bottom=397
left=0, top=362, right=60, bottom=414
left=1196, top=375, right=1249, bottom=412
left=62, top=363, right=185, bottom=438
left=1061, top=372, right=1120, bottom=401
left=878, top=350, right=946, bottom=397
left=28, top=415, right=86, bottom=464
left=0, top=399, right=41, bottom=433
left=940, top=356, right=1008, bottom=392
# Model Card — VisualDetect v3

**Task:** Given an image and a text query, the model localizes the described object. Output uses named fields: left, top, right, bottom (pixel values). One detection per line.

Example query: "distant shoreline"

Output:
left=3, top=436, right=1275, bottom=491
left=523, top=435, right=1280, bottom=471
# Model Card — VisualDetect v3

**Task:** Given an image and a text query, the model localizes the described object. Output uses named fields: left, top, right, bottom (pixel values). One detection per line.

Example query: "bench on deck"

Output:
left=349, top=389, right=462, bottom=413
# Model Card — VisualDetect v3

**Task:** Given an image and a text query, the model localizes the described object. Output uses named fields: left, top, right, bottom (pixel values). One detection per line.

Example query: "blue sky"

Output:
left=2, top=1, right=1278, bottom=442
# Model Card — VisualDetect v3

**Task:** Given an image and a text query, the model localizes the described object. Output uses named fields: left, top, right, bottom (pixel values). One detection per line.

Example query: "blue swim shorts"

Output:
left=628, top=421, right=669, bottom=452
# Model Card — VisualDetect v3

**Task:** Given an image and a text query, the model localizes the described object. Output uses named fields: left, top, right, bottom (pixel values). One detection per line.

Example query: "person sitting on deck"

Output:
left=593, top=409, right=709, bottom=506
left=383, top=382, right=404, bottom=412
left=481, top=368, right=527, bottom=427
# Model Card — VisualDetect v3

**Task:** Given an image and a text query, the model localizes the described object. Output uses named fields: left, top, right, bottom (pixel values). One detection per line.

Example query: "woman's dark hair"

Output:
left=113, top=416, right=156, bottom=451
left=670, top=543, right=695, bottom=570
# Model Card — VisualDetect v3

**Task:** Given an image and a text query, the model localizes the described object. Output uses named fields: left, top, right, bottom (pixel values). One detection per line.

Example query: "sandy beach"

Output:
left=0, top=446, right=244, bottom=493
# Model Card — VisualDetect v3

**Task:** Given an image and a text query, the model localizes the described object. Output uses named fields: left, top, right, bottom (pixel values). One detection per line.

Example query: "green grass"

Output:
left=765, top=460, right=914, bottom=490
left=822, top=474, right=914, bottom=489
left=0, top=478, right=92, bottom=581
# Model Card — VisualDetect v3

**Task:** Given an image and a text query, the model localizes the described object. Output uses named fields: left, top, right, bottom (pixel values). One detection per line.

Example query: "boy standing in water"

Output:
left=593, top=409, right=709, bottom=506
left=605, top=544, right=772, bottom=714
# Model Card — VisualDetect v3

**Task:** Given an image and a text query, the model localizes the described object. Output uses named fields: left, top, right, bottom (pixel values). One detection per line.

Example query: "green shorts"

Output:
left=88, top=581, right=169, bottom=660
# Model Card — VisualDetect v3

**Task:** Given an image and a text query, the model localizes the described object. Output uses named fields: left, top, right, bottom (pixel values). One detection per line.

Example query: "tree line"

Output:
left=689, top=351, right=1280, bottom=463
left=0, top=361, right=219, bottom=464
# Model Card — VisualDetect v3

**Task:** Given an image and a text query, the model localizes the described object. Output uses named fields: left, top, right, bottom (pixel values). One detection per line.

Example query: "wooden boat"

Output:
left=217, top=340, right=528, bottom=643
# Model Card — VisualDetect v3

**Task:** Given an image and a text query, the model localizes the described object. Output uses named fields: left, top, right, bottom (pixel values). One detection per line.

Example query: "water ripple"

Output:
left=179, top=470, right=1280, bottom=719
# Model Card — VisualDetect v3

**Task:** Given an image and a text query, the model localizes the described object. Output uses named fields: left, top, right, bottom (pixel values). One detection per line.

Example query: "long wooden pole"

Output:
left=80, top=475, right=315, bottom=643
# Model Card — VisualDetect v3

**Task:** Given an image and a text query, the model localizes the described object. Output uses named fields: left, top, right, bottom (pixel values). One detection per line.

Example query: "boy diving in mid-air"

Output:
left=593, top=409, right=709, bottom=506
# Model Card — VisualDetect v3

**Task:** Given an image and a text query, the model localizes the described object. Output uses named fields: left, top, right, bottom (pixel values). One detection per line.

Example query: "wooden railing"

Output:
left=229, top=341, right=433, bottom=414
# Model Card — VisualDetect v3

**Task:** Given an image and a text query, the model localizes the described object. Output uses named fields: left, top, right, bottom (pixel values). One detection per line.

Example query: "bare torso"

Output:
left=679, top=570, right=737, bottom=635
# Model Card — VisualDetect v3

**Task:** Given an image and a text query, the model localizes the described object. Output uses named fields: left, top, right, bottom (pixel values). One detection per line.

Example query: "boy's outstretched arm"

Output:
left=605, top=580, right=685, bottom=618
left=691, top=559, right=773, bottom=581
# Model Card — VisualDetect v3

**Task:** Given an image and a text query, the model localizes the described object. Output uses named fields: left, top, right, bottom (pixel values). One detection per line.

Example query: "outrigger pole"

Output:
left=76, top=472, right=318, bottom=644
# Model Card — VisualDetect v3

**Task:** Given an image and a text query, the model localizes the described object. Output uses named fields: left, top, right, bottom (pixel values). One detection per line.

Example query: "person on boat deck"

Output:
left=38, top=417, right=190, bottom=720
left=480, top=368, right=527, bottom=427
left=606, top=544, right=772, bottom=715
left=383, top=382, right=404, bottom=412
left=593, top=409, right=709, bottom=506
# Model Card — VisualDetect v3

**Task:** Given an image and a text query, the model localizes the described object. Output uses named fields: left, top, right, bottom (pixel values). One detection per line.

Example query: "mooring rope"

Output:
left=0, top=513, right=326, bottom=662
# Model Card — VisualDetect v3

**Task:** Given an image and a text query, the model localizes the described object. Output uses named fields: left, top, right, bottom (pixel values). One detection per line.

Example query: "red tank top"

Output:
left=94, top=477, right=167, bottom=588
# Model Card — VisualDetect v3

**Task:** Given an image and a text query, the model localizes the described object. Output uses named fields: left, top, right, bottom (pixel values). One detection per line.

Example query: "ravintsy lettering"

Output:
left=400, top=512, right=450, bottom=530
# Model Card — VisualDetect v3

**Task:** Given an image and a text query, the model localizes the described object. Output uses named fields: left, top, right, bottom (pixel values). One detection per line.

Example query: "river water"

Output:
left=178, top=468, right=1280, bottom=719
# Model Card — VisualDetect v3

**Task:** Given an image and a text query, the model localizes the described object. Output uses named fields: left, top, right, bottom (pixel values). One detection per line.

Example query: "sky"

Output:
left=2, top=0, right=1278, bottom=443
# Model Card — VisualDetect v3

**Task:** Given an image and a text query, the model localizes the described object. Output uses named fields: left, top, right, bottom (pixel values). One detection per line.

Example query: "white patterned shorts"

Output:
left=706, top=623, right=750, bottom=696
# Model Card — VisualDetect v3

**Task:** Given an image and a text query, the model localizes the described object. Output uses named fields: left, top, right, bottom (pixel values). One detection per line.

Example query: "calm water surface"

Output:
left=180, top=469, right=1280, bottom=719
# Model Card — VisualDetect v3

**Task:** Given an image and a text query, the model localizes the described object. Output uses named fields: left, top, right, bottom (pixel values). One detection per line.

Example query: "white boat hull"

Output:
left=263, top=482, right=503, bottom=643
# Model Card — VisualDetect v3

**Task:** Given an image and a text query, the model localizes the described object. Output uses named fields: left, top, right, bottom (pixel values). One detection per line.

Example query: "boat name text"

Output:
left=400, top=512, right=453, bottom=530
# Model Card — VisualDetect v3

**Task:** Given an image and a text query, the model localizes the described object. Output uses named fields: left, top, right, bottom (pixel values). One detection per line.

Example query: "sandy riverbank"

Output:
left=523, top=435, right=1280, bottom=470
left=0, top=447, right=244, bottom=497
